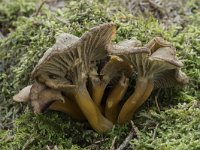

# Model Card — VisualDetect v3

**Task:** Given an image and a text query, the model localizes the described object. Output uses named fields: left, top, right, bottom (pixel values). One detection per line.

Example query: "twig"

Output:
left=116, top=121, right=138, bottom=150
left=131, top=121, right=141, bottom=139
left=155, top=89, right=161, bottom=113
left=46, top=145, right=51, bottom=150
left=85, top=138, right=108, bottom=149
left=152, top=123, right=159, bottom=140
left=148, top=0, right=162, bottom=9
left=0, top=32, right=4, bottom=39
left=149, top=0, right=166, bottom=17
left=54, top=16, right=70, bottom=25
left=110, top=136, right=117, bottom=150
left=22, top=138, right=35, bottom=150
left=54, top=145, right=59, bottom=150
left=94, top=138, right=107, bottom=144
left=35, top=0, right=46, bottom=16
left=116, top=131, right=134, bottom=150
left=190, top=100, right=198, bottom=109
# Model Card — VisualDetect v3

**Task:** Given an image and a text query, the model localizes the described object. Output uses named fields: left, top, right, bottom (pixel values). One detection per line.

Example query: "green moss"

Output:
left=0, top=0, right=36, bottom=34
left=0, top=110, right=134, bottom=149
left=0, top=0, right=200, bottom=149
left=0, top=111, right=92, bottom=149
left=131, top=101, right=200, bottom=150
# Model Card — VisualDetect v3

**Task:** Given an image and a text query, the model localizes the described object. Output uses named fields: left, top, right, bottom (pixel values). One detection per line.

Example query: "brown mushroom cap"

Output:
left=147, top=45, right=188, bottom=88
left=145, top=37, right=172, bottom=53
left=108, top=39, right=149, bottom=55
left=149, top=46, right=183, bottom=67
left=13, top=85, right=32, bottom=102
left=100, top=56, right=132, bottom=83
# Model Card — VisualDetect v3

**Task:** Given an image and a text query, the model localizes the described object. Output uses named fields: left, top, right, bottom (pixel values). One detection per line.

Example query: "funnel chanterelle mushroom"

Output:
left=13, top=24, right=188, bottom=132
left=108, top=37, right=188, bottom=124
left=30, top=23, right=116, bottom=132
left=13, top=33, right=85, bottom=120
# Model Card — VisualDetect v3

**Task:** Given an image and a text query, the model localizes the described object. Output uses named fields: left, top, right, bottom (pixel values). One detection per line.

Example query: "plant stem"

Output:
left=118, top=77, right=152, bottom=124
left=73, top=85, right=113, bottom=132
left=105, top=76, right=129, bottom=123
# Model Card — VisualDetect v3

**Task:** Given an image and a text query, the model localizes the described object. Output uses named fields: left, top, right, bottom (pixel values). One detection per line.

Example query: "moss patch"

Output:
left=0, top=0, right=200, bottom=149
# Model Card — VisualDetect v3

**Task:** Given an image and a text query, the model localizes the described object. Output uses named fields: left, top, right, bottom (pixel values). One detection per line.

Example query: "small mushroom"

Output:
left=89, top=56, right=132, bottom=107
left=29, top=81, right=65, bottom=113
left=13, top=82, right=85, bottom=120
left=145, top=36, right=171, bottom=53
left=31, top=23, right=116, bottom=132
left=109, top=37, right=188, bottom=124
left=13, top=85, right=32, bottom=102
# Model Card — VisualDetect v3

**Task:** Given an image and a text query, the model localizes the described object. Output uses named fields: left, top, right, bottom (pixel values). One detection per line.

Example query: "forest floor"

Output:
left=0, top=0, right=200, bottom=150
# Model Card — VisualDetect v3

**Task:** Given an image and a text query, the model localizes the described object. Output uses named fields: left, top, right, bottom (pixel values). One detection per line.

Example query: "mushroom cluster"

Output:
left=13, top=23, right=188, bottom=132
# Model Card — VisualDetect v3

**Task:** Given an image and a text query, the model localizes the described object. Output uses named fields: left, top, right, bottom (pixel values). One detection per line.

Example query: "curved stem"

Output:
left=135, top=80, right=154, bottom=111
left=92, top=81, right=107, bottom=106
left=118, top=78, right=152, bottom=124
left=105, top=76, right=129, bottom=123
left=73, top=85, right=113, bottom=132
left=49, top=98, right=85, bottom=121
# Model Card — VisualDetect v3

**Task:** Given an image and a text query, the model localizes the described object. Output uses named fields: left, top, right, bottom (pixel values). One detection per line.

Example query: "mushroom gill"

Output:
left=31, top=33, right=79, bottom=90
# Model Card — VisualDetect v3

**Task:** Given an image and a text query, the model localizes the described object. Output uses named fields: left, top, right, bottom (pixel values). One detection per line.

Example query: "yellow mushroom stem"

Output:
left=134, top=80, right=154, bottom=112
left=105, top=76, right=129, bottom=123
left=91, top=80, right=107, bottom=106
left=49, top=98, right=85, bottom=121
left=117, top=78, right=154, bottom=124
left=72, top=85, right=113, bottom=132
